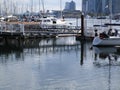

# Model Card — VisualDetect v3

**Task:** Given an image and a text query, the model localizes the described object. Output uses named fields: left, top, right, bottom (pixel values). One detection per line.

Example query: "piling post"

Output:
left=80, top=40, right=84, bottom=65
left=81, top=14, right=84, bottom=39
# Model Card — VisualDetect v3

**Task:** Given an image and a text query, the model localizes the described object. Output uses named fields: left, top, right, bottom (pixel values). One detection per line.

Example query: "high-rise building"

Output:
left=95, top=0, right=102, bottom=14
left=82, top=0, right=88, bottom=14
left=82, top=0, right=120, bottom=16
left=64, top=0, right=76, bottom=11
left=112, top=0, right=120, bottom=14
left=64, top=2, right=70, bottom=10
left=82, top=0, right=97, bottom=15
left=70, top=0, right=76, bottom=11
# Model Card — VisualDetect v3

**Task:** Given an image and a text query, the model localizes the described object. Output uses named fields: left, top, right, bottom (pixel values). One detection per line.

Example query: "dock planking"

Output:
left=0, top=21, right=81, bottom=39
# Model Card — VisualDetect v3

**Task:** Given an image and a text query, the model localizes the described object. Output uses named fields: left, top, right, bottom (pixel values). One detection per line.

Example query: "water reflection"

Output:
left=0, top=37, right=80, bottom=64
left=0, top=37, right=90, bottom=66
left=93, top=46, right=120, bottom=66
left=93, top=46, right=120, bottom=90
left=1, top=37, right=120, bottom=90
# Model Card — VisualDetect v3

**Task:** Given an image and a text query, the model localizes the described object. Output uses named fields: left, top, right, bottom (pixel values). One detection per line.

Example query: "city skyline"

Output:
left=82, top=0, right=120, bottom=16
left=34, top=0, right=82, bottom=11
left=0, top=0, right=82, bottom=14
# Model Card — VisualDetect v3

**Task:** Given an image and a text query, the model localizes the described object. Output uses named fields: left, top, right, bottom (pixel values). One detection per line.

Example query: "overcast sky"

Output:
left=0, top=0, right=82, bottom=13
left=43, top=0, right=82, bottom=10
left=14, top=0, right=82, bottom=11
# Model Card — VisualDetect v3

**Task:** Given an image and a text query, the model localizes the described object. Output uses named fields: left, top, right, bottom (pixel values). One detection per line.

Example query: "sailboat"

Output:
left=39, top=0, right=71, bottom=29
left=92, top=0, right=120, bottom=46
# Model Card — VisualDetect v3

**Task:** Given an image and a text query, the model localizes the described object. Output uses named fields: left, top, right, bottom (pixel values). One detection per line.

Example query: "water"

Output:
left=66, top=18, right=120, bottom=30
left=0, top=37, right=120, bottom=90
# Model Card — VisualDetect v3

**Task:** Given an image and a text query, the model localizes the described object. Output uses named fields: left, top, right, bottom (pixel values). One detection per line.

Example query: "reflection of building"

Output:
left=64, top=0, right=76, bottom=11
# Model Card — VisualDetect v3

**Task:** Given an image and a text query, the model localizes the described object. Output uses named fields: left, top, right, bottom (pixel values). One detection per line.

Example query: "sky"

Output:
left=15, top=0, right=82, bottom=11
left=0, top=0, right=82, bottom=14
left=42, top=0, right=82, bottom=10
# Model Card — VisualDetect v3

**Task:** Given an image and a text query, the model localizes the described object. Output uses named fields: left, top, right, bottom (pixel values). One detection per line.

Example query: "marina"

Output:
left=0, top=0, right=120, bottom=90
left=1, top=0, right=120, bottom=89
left=0, top=21, right=81, bottom=39
left=1, top=16, right=120, bottom=90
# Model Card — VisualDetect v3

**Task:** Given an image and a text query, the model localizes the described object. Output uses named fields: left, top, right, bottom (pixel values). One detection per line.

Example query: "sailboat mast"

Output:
left=109, top=0, right=112, bottom=25
left=31, top=0, right=33, bottom=13
left=0, top=0, right=1, bottom=15
left=60, top=0, right=63, bottom=18
left=39, top=0, right=41, bottom=12
left=4, top=0, right=7, bottom=16
left=41, top=0, right=45, bottom=14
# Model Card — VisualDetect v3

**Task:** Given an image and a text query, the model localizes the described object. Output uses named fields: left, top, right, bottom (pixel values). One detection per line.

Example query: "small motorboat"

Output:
left=92, top=29, right=120, bottom=46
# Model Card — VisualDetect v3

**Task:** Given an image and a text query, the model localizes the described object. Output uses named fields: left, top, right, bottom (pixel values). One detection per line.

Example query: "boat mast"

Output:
left=4, top=0, right=8, bottom=16
left=39, top=0, right=41, bottom=12
left=109, top=0, right=112, bottom=28
left=60, top=0, right=63, bottom=19
left=31, top=0, right=33, bottom=14
left=41, top=0, right=45, bottom=17
left=0, top=0, right=1, bottom=16
left=11, top=0, right=13, bottom=15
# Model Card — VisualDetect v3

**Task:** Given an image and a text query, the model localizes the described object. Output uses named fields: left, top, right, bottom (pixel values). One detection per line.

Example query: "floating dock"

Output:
left=0, top=21, right=81, bottom=39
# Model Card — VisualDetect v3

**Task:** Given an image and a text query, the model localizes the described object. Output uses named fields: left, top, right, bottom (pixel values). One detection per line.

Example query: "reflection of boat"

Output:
left=93, top=46, right=117, bottom=54
left=93, top=46, right=120, bottom=66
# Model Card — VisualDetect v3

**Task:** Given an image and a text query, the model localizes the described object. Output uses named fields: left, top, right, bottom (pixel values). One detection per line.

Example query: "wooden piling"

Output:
left=81, top=14, right=84, bottom=39
left=76, top=14, right=85, bottom=41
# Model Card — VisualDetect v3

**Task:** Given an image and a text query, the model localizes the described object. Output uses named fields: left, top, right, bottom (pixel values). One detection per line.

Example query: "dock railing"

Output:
left=0, top=21, right=81, bottom=38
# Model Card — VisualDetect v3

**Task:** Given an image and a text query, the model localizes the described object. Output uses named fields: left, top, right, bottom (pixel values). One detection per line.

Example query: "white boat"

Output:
left=39, top=16, right=71, bottom=29
left=92, top=0, right=120, bottom=46
left=92, top=29, right=120, bottom=46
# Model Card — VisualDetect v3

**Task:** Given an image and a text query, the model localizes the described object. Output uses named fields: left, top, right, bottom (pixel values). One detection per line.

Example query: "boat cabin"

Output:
left=40, top=17, right=57, bottom=25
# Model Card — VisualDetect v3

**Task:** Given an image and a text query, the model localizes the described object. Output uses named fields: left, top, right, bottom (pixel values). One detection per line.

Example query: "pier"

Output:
left=0, top=38, right=80, bottom=55
left=0, top=21, right=81, bottom=39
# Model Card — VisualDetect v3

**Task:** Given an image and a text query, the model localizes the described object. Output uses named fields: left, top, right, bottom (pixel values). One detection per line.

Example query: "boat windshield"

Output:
left=43, top=20, right=51, bottom=22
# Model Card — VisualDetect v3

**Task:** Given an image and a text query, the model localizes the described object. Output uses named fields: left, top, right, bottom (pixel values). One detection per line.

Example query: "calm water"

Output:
left=0, top=36, right=120, bottom=90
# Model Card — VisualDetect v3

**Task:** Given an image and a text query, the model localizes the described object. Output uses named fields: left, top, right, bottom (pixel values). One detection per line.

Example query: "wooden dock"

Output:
left=0, top=21, right=81, bottom=39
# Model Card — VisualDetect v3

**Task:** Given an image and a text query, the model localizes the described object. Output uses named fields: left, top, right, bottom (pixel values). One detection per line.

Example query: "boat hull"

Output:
left=92, top=36, right=120, bottom=46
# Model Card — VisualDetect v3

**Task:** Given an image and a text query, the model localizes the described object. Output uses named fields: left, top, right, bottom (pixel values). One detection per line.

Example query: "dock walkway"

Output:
left=0, top=21, right=81, bottom=39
